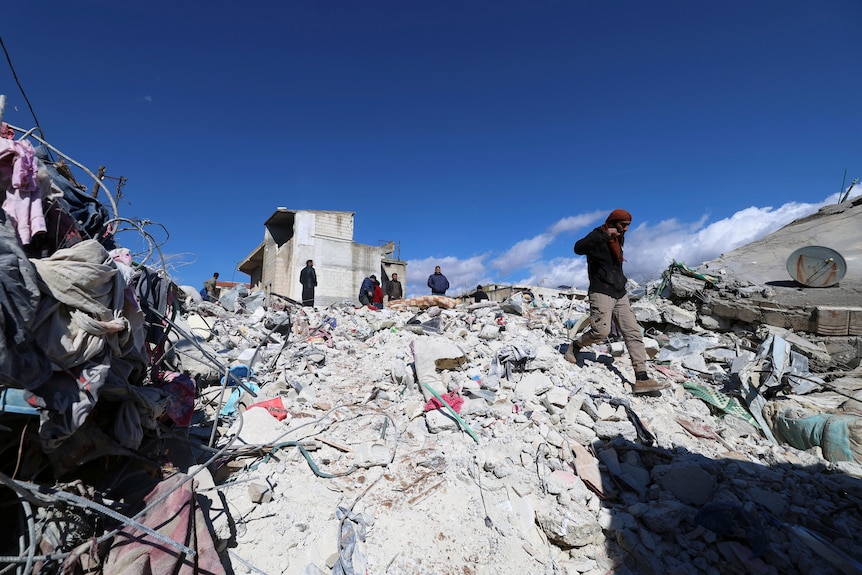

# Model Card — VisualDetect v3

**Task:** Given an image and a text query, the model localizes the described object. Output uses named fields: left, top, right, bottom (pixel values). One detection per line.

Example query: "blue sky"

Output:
left=2, top=1, right=860, bottom=298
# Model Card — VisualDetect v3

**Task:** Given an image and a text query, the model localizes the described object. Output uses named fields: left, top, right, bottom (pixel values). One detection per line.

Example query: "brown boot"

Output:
left=633, top=372, right=669, bottom=394
left=565, top=342, right=581, bottom=364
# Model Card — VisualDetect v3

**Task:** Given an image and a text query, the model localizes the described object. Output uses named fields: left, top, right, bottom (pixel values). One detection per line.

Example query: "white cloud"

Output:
left=490, top=233, right=554, bottom=275
left=490, top=210, right=606, bottom=276
left=548, top=211, right=605, bottom=235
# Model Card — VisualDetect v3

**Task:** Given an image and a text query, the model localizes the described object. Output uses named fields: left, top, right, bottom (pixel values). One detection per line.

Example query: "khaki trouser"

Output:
left=573, top=292, right=648, bottom=373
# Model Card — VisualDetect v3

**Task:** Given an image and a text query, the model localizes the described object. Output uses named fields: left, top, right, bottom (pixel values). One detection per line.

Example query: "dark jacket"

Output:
left=574, top=227, right=627, bottom=298
left=387, top=279, right=403, bottom=300
left=427, top=272, right=449, bottom=295
left=473, top=289, right=489, bottom=302
left=299, top=266, right=317, bottom=289
left=359, top=277, right=375, bottom=299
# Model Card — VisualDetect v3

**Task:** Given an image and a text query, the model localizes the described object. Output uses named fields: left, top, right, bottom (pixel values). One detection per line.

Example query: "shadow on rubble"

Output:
left=765, top=280, right=807, bottom=288
left=582, top=434, right=862, bottom=575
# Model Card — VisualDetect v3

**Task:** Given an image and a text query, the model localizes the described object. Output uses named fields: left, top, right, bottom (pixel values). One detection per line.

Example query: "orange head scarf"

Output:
left=601, top=209, right=632, bottom=263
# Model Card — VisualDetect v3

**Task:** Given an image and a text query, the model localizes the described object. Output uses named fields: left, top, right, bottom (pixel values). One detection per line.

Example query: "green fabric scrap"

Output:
left=771, top=408, right=861, bottom=464
left=682, top=381, right=759, bottom=428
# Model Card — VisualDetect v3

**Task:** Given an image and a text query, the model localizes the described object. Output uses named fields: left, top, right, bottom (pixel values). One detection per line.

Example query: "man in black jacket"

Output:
left=473, top=285, right=489, bottom=302
left=299, top=260, right=317, bottom=307
left=568, top=209, right=668, bottom=394
left=387, top=273, right=403, bottom=301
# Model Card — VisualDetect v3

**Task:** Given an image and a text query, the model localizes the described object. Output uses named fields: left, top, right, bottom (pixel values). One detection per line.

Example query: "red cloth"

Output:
left=372, top=285, right=384, bottom=306
left=248, top=397, right=289, bottom=420
left=424, top=391, right=464, bottom=413
left=605, top=209, right=632, bottom=224
left=102, top=473, right=225, bottom=575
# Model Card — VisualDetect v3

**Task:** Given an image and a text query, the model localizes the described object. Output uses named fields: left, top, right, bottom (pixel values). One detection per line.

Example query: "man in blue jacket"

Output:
left=427, top=266, right=449, bottom=296
left=568, top=209, right=668, bottom=394
left=359, top=274, right=376, bottom=306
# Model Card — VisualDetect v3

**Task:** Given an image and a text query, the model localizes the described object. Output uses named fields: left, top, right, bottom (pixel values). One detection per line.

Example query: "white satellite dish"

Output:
left=786, top=246, right=847, bottom=287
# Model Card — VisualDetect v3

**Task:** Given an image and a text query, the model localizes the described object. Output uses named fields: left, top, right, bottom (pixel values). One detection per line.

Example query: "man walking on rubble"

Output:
left=299, top=260, right=317, bottom=307
left=203, top=272, right=219, bottom=302
left=567, top=209, right=669, bottom=394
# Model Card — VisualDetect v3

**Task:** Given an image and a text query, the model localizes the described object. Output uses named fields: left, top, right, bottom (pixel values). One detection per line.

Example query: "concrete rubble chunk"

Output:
left=652, top=462, right=716, bottom=506
left=248, top=481, right=272, bottom=504
left=514, top=371, right=553, bottom=398
left=536, top=504, right=602, bottom=548
left=662, top=303, right=698, bottom=330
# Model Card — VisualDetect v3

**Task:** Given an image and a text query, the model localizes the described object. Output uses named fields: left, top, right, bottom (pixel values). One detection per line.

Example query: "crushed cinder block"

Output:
left=248, top=481, right=272, bottom=504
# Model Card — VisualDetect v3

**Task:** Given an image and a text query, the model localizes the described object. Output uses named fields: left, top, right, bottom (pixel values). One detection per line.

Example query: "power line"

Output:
left=0, top=34, right=44, bottom=138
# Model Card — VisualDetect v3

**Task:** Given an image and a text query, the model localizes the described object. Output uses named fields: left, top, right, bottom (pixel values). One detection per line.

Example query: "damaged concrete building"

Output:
left=237, top=208, right=407, bottom=306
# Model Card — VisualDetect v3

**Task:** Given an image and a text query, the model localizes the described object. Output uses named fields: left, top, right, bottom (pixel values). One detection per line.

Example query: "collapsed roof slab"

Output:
left=699, top=196, right=862, bottom=335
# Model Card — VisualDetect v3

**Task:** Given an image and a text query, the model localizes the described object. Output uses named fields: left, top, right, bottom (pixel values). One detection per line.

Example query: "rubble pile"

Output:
left=1, top=128, right=861, bottom=574
left=170, top=277, right=859, bottom=575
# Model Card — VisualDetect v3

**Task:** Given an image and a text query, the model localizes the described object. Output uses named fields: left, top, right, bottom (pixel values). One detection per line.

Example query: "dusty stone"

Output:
left=640, top=500, right=692, bottom=533
left=618, top=462, right=651, bottom=494
left=596, top=402, right=616, bottom=420
left=352, top=442, right=392, bottom=468
left=561, top=395, right=586, bottom=420
left=593, top=420, right=637, bottom=441
left=652, top=462, right=716, bottom=506
left=597, top=508, right=637, bottom=531
left=699, top=314, right=731, bottom=331
left=643, top=336, right=660, bottom=358
left=248, top=481, right=272, bottom=504
left=515, top=371, right=553, bottom=397
left=632, top=300, right=662, bottom=323
left=747, top=486, right=788, bottom=516
left=424, top=408, right=459, bottom=433
left=669, top=275, right=707, bottom=299
left=563, top=422, right=597, bottom=444
left=545, top=386, right=570, bottom=407
left=536, top=504, right=601, bottom=548
left=662, top=304, right=697, bottom=329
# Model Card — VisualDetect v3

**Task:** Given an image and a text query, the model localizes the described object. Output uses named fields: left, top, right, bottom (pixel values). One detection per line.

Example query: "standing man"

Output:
left=203, top=272, right=219, bottom=302
left=427, top=266, right=449, bottom=296
left=568, top=209, right=668, bottom=394
left=299, top=260, right=317, bottom=307
left=387, top=272, right=403, bottom=301
left=359, top=274, right=376, bottom=306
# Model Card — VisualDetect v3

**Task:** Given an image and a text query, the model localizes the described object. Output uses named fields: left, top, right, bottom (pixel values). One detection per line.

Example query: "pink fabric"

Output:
left=424, top=391, right=464, bottom=413
left=103, top=473, right=225, bottom=575
left=0, top=139, right=47, bottom=245
left=109, top=247, right=134, bottom=266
